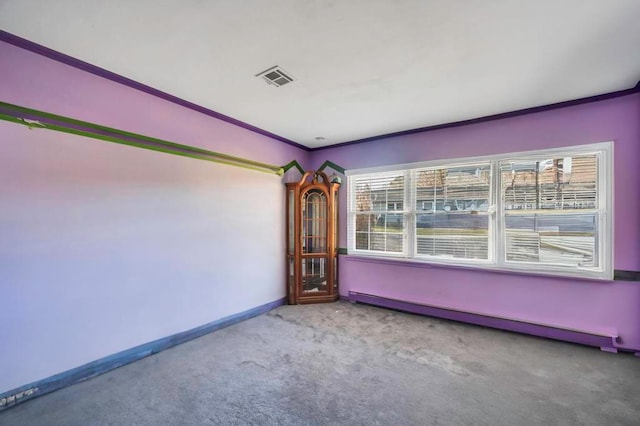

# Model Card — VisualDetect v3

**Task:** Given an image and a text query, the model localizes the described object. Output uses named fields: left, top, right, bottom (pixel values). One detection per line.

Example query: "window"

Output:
left=347, top=142, right=613, bottom=280
left=499, top=152, right=604, bottom=270
left=415, top=164, right=492, bottom=261
left=352, top=172, right=406, bottom=254
left=388, top=202, right=403, bottom=211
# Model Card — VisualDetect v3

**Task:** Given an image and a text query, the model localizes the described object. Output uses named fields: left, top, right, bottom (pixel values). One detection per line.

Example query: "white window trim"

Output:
left=346, top=142, right=614, bottom=281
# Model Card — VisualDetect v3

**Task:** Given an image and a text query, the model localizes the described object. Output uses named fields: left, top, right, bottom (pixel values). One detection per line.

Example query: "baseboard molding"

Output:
left=348, top=291, right=623, bottom=352
left=0, top=297, right=286, bottom=412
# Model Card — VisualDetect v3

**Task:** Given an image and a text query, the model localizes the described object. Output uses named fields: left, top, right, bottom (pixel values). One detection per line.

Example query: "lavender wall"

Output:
left=0, top=41, right=309, bottom=393
left=311, top=93, right=640, bottom=351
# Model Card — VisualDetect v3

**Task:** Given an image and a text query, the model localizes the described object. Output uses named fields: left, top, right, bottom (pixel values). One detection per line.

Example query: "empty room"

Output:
left=1, top=1, right=639, bottom=425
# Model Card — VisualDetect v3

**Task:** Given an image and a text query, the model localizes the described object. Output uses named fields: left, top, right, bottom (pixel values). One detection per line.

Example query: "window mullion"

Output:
left=493, top=160, right=504, bottom=267
left=348, top=178, right=356, bottom=252
left=405, top=170, right=415, bottom=258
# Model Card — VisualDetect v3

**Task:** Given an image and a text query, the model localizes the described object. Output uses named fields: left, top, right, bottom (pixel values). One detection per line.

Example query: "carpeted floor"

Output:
left=1, top=301, right=639, bottom=425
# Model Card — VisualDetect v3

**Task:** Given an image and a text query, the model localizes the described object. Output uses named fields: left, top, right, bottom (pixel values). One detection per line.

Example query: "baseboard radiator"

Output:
left=348, top=291, right=621, bottom=353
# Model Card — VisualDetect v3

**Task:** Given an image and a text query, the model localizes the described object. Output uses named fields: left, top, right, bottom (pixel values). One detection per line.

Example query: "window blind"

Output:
left=413, top=164, right=492, bottom=261
left=499, top=153, right=600, bottom=268
left=349, top=171, right=406, bottom=254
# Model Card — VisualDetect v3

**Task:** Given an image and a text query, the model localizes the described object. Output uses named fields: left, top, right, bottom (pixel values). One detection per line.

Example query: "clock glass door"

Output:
left=301, top=189, right=328, bottom=293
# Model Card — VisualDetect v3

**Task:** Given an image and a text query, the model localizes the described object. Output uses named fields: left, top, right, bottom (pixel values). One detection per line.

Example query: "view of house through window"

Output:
left=415, top=164, right=491, bottom=260
left=500, top=155, right=599, bottom=268
left=347, top=142, right=612, bottom=279
left=354, top=172, right=405, bottom=253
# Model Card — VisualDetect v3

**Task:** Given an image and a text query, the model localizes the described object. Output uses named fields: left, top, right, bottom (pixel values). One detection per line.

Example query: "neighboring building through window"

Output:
left=346, top=142, right=613, bottom=280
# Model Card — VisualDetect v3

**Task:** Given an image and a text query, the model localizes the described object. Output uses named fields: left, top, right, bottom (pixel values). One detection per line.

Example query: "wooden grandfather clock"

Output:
left=286, top=170, right=341, bottom=304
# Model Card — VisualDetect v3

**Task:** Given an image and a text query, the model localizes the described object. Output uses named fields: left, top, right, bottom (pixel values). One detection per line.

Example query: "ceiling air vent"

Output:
left=255, top=66, right=294, bottom=87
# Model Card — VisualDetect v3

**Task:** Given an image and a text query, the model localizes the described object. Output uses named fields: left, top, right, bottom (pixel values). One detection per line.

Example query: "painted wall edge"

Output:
left=0, top=30, right=309, bottom=152
left=2, top=30, right=638, bottom=154
left=0, top=297, right=286, bottom=412
left=310, top=85, right=640, bottom=151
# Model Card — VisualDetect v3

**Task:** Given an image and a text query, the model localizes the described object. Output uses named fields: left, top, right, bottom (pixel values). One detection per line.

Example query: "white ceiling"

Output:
left=1, top=0, right=639, bottom=148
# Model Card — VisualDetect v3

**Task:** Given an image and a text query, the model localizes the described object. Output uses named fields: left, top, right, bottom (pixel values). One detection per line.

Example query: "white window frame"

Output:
left=348, top=170, right=409, bottom=258
left=346, top=142, right=613, bottom=280
left=410, top=162, right=495, bottom=265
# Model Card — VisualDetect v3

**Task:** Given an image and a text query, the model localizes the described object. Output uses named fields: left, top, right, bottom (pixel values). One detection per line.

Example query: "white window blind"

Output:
left=349, top=171, right=406, bottom=255
left=499, top=153, right=601, bottom=268
left=346, top=142, right=613, bottom=280
left=413, top=164, right=492, bottom=261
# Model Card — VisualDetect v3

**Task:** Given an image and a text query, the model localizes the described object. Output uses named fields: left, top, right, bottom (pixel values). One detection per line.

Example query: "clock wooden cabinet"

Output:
left=286, top=170, right=340, bottom=304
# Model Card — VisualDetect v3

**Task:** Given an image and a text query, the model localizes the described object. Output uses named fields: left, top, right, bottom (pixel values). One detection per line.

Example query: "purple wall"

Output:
left=311, top=93, right=640, bottom=351
left=0, top=41, right=309, bottom=393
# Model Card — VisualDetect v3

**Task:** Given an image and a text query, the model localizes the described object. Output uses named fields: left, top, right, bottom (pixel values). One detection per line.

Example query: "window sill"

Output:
left=342, top=254, right=613, bottom=282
